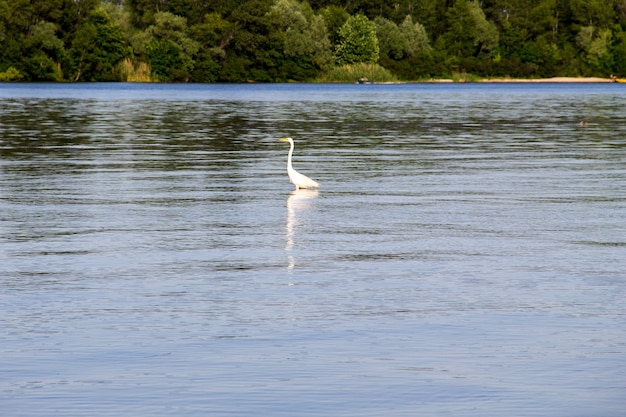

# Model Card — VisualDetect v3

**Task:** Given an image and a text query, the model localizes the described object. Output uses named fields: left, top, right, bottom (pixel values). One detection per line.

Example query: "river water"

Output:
left=1, top=82, right=625, bottom=416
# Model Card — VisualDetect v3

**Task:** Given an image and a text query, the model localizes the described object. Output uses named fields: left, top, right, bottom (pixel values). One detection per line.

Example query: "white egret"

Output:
left=279, top=137, right=320, bottom=190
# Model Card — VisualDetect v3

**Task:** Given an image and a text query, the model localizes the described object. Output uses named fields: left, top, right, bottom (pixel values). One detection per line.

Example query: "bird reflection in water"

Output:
left=285, top=188, right=318, bottom=272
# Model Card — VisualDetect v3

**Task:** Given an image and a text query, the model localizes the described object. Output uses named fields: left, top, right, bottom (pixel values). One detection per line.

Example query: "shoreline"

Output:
left=425, top=76, right=611, bottom=83
left=480, top=76, right=610, bottom=83
left=0, top=77, right=616, bottom=84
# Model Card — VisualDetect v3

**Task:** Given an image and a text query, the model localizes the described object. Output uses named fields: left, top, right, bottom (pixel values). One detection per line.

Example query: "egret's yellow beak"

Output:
left=279, top=137, right=290, bottom=142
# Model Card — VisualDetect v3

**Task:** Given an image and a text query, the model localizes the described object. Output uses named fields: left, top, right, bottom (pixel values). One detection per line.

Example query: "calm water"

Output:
left=1, top=82, right=625, bottom=416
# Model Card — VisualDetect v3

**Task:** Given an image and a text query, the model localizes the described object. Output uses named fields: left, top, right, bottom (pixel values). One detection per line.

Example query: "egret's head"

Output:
left=280, top=137, right=292, bottom=142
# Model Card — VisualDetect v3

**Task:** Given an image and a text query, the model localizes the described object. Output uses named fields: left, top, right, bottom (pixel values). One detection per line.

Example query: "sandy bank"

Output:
left=481, top=77, right=610, bottom=83
left=421, top=76, right=611, bottom=83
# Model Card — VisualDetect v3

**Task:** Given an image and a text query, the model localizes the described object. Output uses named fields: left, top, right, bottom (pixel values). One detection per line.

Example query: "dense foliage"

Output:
left=2, top=0, right=626, bottom=82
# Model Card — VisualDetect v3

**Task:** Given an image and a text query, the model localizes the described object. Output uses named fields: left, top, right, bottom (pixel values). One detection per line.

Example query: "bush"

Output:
left=0, top=67, right=24, bottom=81
left=317, top=63, right=397, bottom=82
left=115, top=58, right=153, bottom=82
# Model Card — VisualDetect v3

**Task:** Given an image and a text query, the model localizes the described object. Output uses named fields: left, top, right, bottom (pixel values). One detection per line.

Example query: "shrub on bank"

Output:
left=317, top=63, right=397, bottom=82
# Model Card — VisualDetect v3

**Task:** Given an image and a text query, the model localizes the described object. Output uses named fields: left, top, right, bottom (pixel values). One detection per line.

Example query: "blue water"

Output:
left=1, top=82, right=625, bottom=416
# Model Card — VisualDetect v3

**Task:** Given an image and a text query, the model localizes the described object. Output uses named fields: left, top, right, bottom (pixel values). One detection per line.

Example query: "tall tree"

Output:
left=468, top=0, right=498, bottom=56
left=319, top=5, right=349, bottom=46
left=23, top=21, right=64, bottom=80
left=268, top=0, right=333, bottom=76
left=0, top=0, right=70, bottom=80
left=125, top=0, right=166, bottom=27
left=409, top=0, right=441, bottom=36
left=374, top=17, right=406, bottom=60
left=400, top=14, right=431, bottom=57
left=189, top=13, right=237, bottom=82
left=576, top=26, right=611, bottom=70
left=142, top=12, right=199, bottom=81
left=69, top=7, right=128, bottom=81
left=335, top=14, right=379, bottom=64
left=444, top=0, right=498, bottom=57
left=569, top=0, right=616, bottom=27
left=609, top=27, right=626, bottom=74
left=219, top=0, right=277, bottom=82
left=444, top=0, right=478, bottom=57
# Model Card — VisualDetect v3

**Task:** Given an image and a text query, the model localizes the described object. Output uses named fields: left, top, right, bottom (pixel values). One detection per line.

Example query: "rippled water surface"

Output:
left=1, top=82, right=625, bottom=416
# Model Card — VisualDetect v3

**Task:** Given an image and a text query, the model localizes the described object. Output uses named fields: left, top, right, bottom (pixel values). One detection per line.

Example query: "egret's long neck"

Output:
left=287, top=141, right=294, bottom=170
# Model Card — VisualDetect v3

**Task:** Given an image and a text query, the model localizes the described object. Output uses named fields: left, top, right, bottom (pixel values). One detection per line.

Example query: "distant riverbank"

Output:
left=481, top=76, right=611, bottom=83
left=425, top=76, right=612, bottom=83
left=364, top=76, right=615, bottom=84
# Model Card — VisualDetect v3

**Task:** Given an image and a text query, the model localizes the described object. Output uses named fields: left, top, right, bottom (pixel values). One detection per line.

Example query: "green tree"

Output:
left=145, top=38, right=183, bottom=78
left=609, top=27, right=626, bottom=74
left=468, top=0, right=499, bottom=57
left=268, top=0, right=333, bottom=75
left=519, top=33, right=562, bottom=76
left=191, top=13, right=236, bottom=52
left=374, top=17, right=406, bottom=60
left=526, top=0, right=558, bottom=39
left=0, top=0, right=69, bottom=80
left=444, top=0, right=498, bottom=58
left=58, top=0, right=99, bottom=38
left=344, top=0, right=395, bottom=20
left=576, top=26, right=611, bottom=69
left=24, top=20, right=64, bottom=79
left=102, top=1, right=135, bottom=43
left=569, top=0, right=616, bottom=27
left=126, top=0, right=166, bottom=27
left=219, top=0, right=279, bottom=82
left=335, top=14, right=379, bottom=64
left=319, top=5, right=349, bottom=47
left=189, top=13, right=237, bottom=82
left=444, top=0, right=476, bottom=57
left=142, top=12, right=199, bottom=81
left=27, top=21, right=63, bottom=53
left=400, top=15, right=431, bottom=58
left=69, top=7, right=128, bottom=81
left=410, top=0, right=440, bottom=36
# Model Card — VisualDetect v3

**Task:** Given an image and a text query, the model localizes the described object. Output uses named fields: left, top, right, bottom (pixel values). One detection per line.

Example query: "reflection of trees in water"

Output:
left=0, top=99, right=277, bottom=176
left=0, top=99, right=94, bottom=161
left=3, top=87, right=624, bottom=177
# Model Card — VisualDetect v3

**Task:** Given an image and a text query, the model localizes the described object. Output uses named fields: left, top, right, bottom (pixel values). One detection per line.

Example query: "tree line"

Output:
left=1, top=0, right=626, bottom=82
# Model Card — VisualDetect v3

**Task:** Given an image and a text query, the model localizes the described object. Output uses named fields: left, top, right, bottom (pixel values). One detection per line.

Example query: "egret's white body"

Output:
left=280, top=137, right=319, bottom=190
